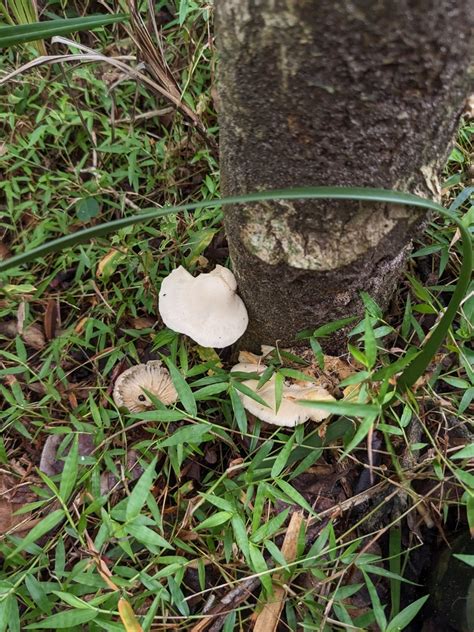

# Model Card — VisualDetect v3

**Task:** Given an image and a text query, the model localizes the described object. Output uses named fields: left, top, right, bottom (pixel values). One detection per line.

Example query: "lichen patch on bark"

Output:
left=242, top=201, right=416, bottom=270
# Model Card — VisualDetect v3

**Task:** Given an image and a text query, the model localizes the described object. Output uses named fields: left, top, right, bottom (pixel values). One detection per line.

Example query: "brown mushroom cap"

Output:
left=113, top=360, right=178, bottom=412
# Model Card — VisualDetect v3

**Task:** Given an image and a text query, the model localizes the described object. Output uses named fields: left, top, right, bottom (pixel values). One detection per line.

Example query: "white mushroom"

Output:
left=113, top=360, right=178, bottom=412
left=158, top=265, right=248, bottom=348
left=231, top=361, right=335, bottom=428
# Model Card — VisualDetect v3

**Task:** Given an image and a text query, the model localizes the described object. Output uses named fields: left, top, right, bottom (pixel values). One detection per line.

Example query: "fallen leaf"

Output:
left=343, top=383, right=362, bottom=401
left=118, top=598, right=144, bottom=632
left=322, top=355, right=359, bottom=381
left=44, top=298, right=59, bottom=341
left=22, top=324, right=47, bottom=350
left=84, top=531, right=119, bottom=591
left=74, top=317, right=89, bottom=334
left=39, top=436, right=62, bottom=477
left=195, top=345, right=222, bottom=367
left=0, top=320, right=46, bottom=350
left=129, top=317, right=156, bottom=330
left=39, top=433, right=94, bottom=477
left=253, top=511, right=304, bottom=632
left=238, top=350, right=262, bottom=365
left=0, top=243, right=10, bottom=260
left=50, top=268, right=76, bottom=290
left=96, top=247, right=127, bottom=279
left=412, top=353, right=447, bottom=391
left=16, top=302, right=26, bottom=334
left=0, top=321, right=18, bottom=338
left=0, top=473, right=38, bottom=536
left=68, top=391, right=78, bottom=409
left=99, top=450, right=144, bottom=495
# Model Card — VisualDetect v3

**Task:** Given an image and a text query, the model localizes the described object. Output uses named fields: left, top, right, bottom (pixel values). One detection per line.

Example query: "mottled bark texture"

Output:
left=215, top=0, right=472, bottom=351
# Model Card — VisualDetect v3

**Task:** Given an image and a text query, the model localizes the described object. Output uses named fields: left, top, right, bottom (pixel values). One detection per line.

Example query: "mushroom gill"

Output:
left=113, top=360, right=178, bottom=412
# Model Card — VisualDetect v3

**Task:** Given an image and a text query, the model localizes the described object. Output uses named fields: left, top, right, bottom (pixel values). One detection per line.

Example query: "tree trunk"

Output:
left=215, top=0, right=472, bottom=351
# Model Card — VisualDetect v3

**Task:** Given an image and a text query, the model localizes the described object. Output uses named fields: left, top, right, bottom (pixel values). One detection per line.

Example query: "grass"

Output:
left=0, top=2, right=473, bottom=631
left=0, top=0, right=46, bottom=55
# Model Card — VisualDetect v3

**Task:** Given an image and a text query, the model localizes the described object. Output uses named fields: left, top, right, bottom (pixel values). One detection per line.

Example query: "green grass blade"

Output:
left=125, top=457, right=157, bottom=521
left=397, top=203, right=473, bottom=391
left=0, top=14, right=127, bottom=47
left=362, top=569, right=387, bottom=631
left=163, top=357, right=197, bottom=417
left=24, top=608, right=98, bottom=629
left=125, top=523, right=172, bottom=550
left=0, top=187, right=444, bottom=272
left=298, top=400, right=380, bottom=416
left=7, top=509, right=64, bottom=559
left=389, top=527, right=402, bottom=618
left=386, top=595, right=429, bottom=632
left=449, top=185, right=473, bottom=212
left=156, top=424, right=212, bottom=448
left=58, top=435, right=78, bottom=502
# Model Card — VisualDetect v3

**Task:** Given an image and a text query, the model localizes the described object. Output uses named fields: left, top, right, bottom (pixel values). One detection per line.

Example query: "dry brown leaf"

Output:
left=16, top=302, right=26, bottom=334
left=99, top=450, right=144, bottom=496
left=118, top=598, right=144, bottom=632
left=40, top=434, right=94, bottom=477
left=0, top=244, right=10, bottom=260
left=39, top=435, right=62, bottom=476
left=238, top=350, right=261, bottom=364
left=96, top=247, right=127, bottom=278
left=253, top=511, right=304, bottom=632
left=0, top=473, right=37, bottom=536
left=322, top=355, right=358, bottom=381
left=84, top=531, right=120, bottom=591
left=22, top=324, right=47, bottom=350
left=129, top=317, right=156, bottom=330
left=74, top=316, right=89, bottom=334
left=0, top=320, right=46, bottom=350
left=44, top=298, right=59, bottom=340
left=412, top=353, right=447, bottom=391
left=343, top=383, right=362, bottom=401
left=0, top=321, right=17, bottom=337
left=68, top=391, right=78, bottom=409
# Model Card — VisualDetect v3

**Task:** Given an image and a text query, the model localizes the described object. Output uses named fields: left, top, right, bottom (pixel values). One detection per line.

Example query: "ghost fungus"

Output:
left=113, top=360, right=178, bottom=412
left=231, top=361, right=335, bottom=428
left=158, top=265, right=248, bottom=348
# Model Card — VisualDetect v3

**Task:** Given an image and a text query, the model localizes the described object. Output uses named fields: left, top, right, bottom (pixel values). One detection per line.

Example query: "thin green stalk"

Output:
left=0, top=13, right=127, bottom=48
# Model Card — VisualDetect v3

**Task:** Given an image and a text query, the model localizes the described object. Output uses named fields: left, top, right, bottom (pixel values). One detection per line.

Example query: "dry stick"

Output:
left=253, top=511, right=304, bottom=632
left=190, top=577, right=261, bottom=632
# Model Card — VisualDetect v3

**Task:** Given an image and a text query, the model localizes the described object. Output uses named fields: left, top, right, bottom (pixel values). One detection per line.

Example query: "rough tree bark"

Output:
left=215, top=0, right=472, bottom=351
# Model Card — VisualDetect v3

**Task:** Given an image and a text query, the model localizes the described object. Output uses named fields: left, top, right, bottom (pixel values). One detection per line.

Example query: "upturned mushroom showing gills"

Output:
left=231, top=361, right=335, bottom=428
left=113, top=360, right=178, bottom=412
left=158, top=265, right=248, bottom=348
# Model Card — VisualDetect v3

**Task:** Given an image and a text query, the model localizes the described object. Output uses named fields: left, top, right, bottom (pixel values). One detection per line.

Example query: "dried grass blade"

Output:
left=253, top=511, right=304, bottom=632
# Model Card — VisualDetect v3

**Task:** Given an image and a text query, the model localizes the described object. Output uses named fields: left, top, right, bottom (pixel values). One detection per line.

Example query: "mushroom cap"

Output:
left=113, top=360, right=178, bottom=412
left=158, top=265, right=248, bottom=348
left=231, top=362, right=335, bottom=427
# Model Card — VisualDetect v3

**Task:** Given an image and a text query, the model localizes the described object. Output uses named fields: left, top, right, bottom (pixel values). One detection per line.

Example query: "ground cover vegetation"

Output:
left=0, top=2, right=473, bottom=631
